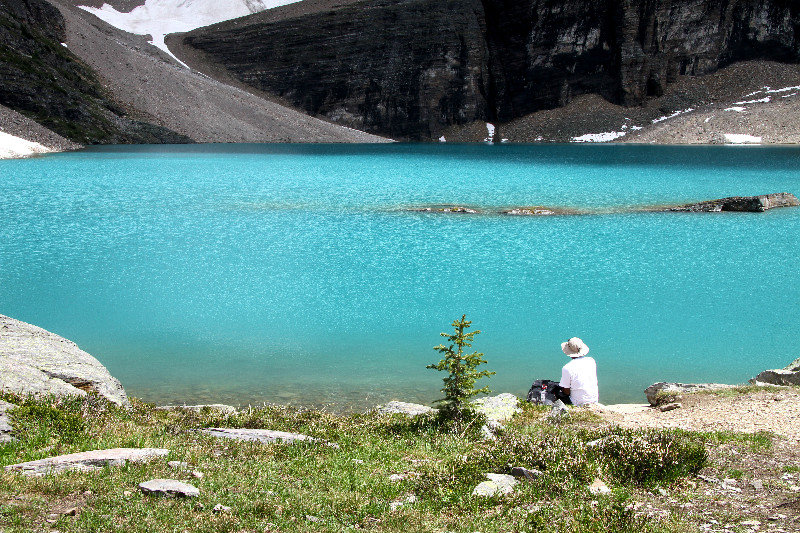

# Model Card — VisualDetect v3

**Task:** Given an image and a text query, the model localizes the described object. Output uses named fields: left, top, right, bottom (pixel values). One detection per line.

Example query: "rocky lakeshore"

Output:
left=1, top=315, right=800, bottom=532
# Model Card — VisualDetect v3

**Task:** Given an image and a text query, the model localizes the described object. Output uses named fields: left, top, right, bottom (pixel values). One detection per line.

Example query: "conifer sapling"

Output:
left=428, top=314, right=495, bottom=419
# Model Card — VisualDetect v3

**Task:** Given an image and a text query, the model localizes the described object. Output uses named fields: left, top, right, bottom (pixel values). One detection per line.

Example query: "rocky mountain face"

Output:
left=182, top=0, right=800, bottom=140
left=0, top=0, right=189, bottom=143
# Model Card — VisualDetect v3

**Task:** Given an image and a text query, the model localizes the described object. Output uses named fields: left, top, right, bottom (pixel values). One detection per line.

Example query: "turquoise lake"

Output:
left=1, top=143, right=799, bottom=409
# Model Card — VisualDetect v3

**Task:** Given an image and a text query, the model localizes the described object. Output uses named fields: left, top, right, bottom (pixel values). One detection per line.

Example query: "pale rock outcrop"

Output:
left=5, top=448, right=169, bottom=475
left=0, top=314, right=128, bottom=407
left=472, top=473, right=518, bottom=497
left=752, top=357, right=800, bottom=386
left=644, top=382, right=735, bottom=406
left=200, top=428, right=337, bottom=447
left=667, top=192, right=799, bottom=213
left=139, top=479, right=199, bottom=497
left=0, top=400, right=14, bottom=443
left=375, top=401, right=436, bottom=416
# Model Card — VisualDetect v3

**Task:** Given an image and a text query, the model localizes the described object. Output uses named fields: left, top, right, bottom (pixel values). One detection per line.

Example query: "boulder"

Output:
left=472, top=473, right=519, bottom=497
left=547, top=399, right=569, bottom=421
left=0, top=400, right=14, bottom=443
left=0, top=314, right=128, bottom=407
left=200, top=428, right=337, bottom=447
left=644, top=382, right=734, bottom=406
left=752, top=358, right=800, bottom=386
left=510, top=466, right=542, bottom=481
left=588, top=478, right=611, bottom=495
left=667, top=193, right=799, bottom=213
left=471, top=393, right=520, bottom=422
left=375, top=401, right=437, bottom=417
left=138, top=479, right=199, bottom=498
left=5, top=448, right=169, bottom=475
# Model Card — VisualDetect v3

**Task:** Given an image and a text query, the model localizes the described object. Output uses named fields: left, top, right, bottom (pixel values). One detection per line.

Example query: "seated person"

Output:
left=558, top=337, right=598, bottom=406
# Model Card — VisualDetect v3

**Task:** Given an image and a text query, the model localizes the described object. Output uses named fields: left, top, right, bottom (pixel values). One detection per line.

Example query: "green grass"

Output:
left=0, top=393, right=711, bottom=532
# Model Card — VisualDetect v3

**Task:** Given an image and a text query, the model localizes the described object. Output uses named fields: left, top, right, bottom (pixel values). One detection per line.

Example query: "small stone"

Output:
left=62, top=508, right=79, bottom=517
left=138, top=479, right=199, bottom=498
left=510, top=466, right=542, bottom=481
left=657, top=488, right=667, bottom=496
left=190, top=470, right=204, bottom=479
left=472, top=473, right=518, bottom=497
left=723, top=478, right=737, bottom=485
left=123, top=490, right=132, bottom=498
left=659, top=402, right=682, bottom=412
left=588, top=478, right=611, bottom=495
left=741, top=520, right=761, bottom=527
left=168, top=461, right=189, bottom=470
left=388, top=474, right=406, bottom=482
left=305, top=515, right=319, bottom=522
left=774, top=395, right=785, bottom=401
left=750, top=480, right=764, bottom=491
left=195, top=502, right=205, bottom=511
left=351, top=459, right=364, bottom=464
left=212, top=504, right=231, bottom=514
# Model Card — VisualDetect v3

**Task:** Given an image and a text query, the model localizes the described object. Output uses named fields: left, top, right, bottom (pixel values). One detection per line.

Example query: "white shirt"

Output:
left=559, top=356, right=598, bottom=406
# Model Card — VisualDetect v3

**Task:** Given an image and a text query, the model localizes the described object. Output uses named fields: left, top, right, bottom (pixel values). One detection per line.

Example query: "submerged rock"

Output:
left=666, top=192, right=799, bottom=213
left=5, top=448, right=169, bottom=475
left=501, top=206, right=580, bottom=216
left=752, top=357, right=800, bottom=386
left=139, top=479, right=199, bottom=498
left=644, top=382, right=734, bottom=406
left=0, top=314, right=128, bottom=407
left=409, top=205, right=481, bottom=214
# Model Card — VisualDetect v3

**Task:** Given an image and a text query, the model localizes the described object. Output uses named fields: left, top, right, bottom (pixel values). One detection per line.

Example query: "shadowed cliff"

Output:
left=182, top=0, right=800, bottom=140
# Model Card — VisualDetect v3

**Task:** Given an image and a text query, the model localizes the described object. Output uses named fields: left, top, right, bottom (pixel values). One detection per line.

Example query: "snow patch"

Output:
left=630, top=125, right=643, bottom=131
left=733, top=96, right=771, bottom=105
left=0, top=131, right=53, bottom=159
left=571, top=131, right=627, bottom=143
left=782, top=93, right=798, bottom=98
left=724, top=134, right=762, bottom=144
left=484, top=123, right=495, bottom=143
left=652, top=108, right=694, bottom=124
left=438, top=135, right=446, bottom=143
left=704, top=116, right=713, bottom=123
left=78, top=0, right=300, bottom=66
left=724, top=106, right=747, bottom=112
left=766, top=85, right=800, bottom=94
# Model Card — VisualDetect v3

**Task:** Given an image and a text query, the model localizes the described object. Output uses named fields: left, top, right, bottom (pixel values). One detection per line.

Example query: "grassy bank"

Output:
left=0, top=392, right=789, bottom=532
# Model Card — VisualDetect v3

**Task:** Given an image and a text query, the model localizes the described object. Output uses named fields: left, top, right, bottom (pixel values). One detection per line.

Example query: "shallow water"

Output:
left=1, top=143, right=798, bottom=409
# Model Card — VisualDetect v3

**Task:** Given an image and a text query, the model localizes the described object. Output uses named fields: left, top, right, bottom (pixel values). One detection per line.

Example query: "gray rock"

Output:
left=138, top=479, right=199, bottom=498
left=510, top=466, right=542, bottom=481
left=659, top=402, right=683, bottom=412
left=212, top=503, right=231, bottom=513
left=479, top=419, right=504, bottom=440
left=157, top=404, right=238, bottom=415
left=644, top=382, right=734, bottom=406
left=472, top=473, right=519, bottom=497
left=0, top=400, right=14, bottom=443
left=0, top=314, right=128, bottom=407
left=753, top=358, right=800, bottom=386
left=588, top=478, right=611, bottom=495
left=5, top=447, right=169, bottom=475
left=167, top=461, right=189, bottom=470
left=471, top=393, right=521, bottom=422
left=200, top=428, right=337, bottom=447
left=667, top=193, right=800, bottom=213
left=547, top=399, right=569, bottom=421
left=375, top=401, right=436, bottom=417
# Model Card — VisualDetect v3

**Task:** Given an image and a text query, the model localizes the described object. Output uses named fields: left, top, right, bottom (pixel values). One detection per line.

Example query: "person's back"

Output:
left=560, top=355, right=598, bottom=406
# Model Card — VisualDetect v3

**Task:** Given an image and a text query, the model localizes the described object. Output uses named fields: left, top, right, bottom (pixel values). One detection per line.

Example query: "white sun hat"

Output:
left=561, top=337, right=589, bottom=358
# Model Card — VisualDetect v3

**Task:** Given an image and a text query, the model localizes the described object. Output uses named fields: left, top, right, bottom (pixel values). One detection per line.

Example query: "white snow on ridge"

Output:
left=766, top=85, right=800, bottom=94
left=733, top=96, right=771, bottom=105
left=484, top=123, right=495, bottom=143
left=571, top=131, right=627, bottom=143
left=652, top=108, right=694, bottom=124
left=724, top=106, right=747, bottom=112
left=78, top=0, right=301, bottom=65
left=724, top=134, right=761, bottom=144
left=0, top=131, right=53, bottom=159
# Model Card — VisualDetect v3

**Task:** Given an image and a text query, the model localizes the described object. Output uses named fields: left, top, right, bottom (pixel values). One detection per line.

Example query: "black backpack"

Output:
left=526, top=379, right=569, bottom=405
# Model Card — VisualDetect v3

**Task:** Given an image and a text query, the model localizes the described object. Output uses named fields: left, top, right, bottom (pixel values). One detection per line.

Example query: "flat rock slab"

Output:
left=4, top=448, right=169, bottom=475
left=667, top=192, right=799, bottom=213
left=375, top=401, right=437, bottom=417
left=201, top=428, right=336, bottom=447
left=471, top=393, right=521, bottom=422
left=754, top=358, right=800, bottom=386
left=139, top=479, right=199, bottom=498
left=157, top=404, right=238, bottom=415
left=0, top=400, right=14, bottom=443
left=0, top=314, right=128, bottom=407
left=472, top=473, right=519, bottom=497
left=644, top=382, right=735, bottom=406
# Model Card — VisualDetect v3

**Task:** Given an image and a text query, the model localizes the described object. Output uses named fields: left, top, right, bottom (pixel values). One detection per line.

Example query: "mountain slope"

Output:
left=179, top=0, right=800, bottom=142
left=35, top=0, right=389, bottom=143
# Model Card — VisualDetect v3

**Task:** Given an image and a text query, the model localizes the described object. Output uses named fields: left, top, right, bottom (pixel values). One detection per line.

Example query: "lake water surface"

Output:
left=1, top=144, right=799, bottom=409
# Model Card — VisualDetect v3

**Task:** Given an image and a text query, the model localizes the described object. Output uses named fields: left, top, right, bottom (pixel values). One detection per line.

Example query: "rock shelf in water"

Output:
left=407, top=193, right=798, bottom=217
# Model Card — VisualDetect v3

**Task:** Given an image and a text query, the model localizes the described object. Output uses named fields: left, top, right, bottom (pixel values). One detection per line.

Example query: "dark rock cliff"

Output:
left=0, top=0, right=189, bottom=144
left=183, top=0, right=800, bottom=140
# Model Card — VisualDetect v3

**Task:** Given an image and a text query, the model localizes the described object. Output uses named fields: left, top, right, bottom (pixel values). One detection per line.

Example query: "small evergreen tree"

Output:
left=427, top=314, right=495, bottom=420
